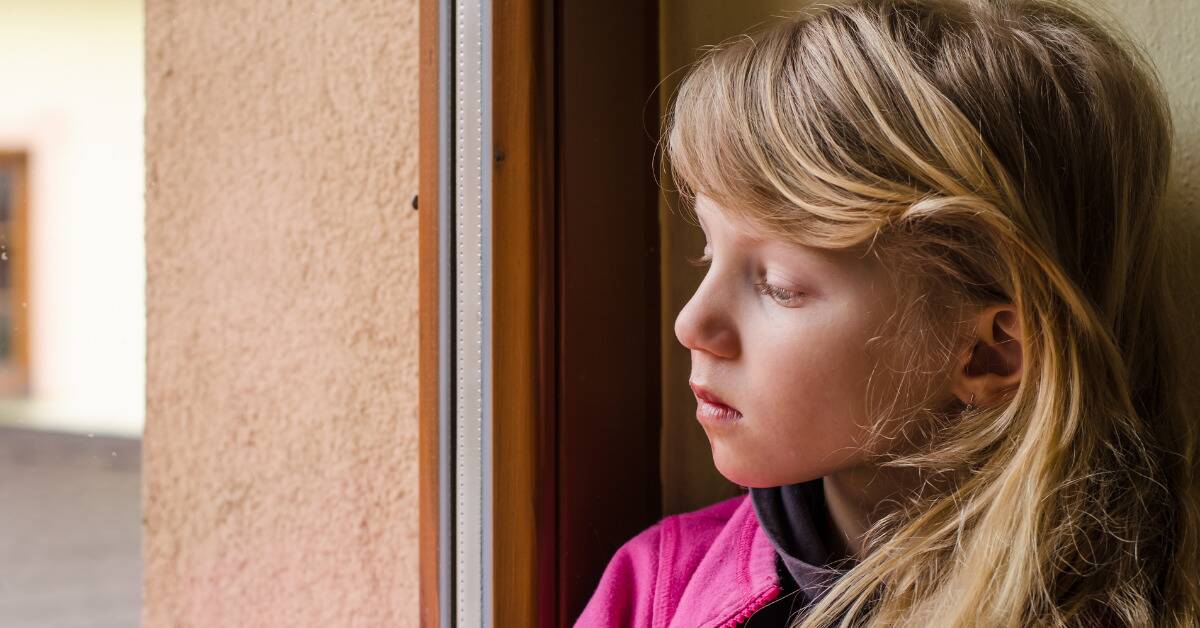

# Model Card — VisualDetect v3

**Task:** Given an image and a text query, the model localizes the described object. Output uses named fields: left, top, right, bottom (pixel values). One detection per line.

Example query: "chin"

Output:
left=709, top=439, right=827, bottom=489
left=710, top=444, right=785, bottom=489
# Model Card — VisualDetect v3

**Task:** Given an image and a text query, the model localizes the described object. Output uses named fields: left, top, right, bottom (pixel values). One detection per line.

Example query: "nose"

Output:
left=674, top=281, right=739, bottom=359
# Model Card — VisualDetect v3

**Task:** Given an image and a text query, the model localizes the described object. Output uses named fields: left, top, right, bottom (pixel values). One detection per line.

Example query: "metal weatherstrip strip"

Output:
left=453, top=0, right=491, bottom=625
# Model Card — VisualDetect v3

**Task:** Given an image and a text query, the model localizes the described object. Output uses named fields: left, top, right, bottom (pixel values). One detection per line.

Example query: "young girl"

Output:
left=577, top=0, right=1198, bottom=625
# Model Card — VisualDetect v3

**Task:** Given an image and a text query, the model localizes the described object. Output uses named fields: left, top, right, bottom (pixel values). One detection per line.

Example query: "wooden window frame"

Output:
left=419, top=0, right=661, bottom=625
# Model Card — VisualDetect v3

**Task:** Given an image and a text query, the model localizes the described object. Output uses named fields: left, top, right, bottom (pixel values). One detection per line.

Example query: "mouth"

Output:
left=689, top=381, right=743, bottom=423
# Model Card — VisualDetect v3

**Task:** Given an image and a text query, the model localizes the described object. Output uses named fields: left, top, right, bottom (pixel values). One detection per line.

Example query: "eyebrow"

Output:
left=696, top=209, right=768, bottom=246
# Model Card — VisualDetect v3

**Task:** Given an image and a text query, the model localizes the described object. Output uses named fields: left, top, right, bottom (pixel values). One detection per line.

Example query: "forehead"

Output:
left=692, top=195, right=766, bottom=241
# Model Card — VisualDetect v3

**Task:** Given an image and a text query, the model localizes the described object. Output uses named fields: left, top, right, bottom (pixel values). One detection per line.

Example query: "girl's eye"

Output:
left=686, top=251, right=803, bottom=305
left=754, top=280, right=803, bottom=305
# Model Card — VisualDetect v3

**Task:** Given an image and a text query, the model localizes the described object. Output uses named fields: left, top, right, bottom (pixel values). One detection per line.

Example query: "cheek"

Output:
left=712, top=313, right=883, bottom=486
left=761, top=305, right=879, bottom=406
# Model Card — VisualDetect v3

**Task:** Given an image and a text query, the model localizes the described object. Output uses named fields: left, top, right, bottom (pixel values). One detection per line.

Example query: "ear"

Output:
left=950, top=304, right=1023, bottom=407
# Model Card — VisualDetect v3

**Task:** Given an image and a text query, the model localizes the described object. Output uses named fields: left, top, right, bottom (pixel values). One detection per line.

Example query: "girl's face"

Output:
left=675, top=195, right=906, bottom=488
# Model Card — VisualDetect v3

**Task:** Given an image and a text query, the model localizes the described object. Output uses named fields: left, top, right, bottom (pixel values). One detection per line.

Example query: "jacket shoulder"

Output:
left=574, top=494, right=749, bottom=627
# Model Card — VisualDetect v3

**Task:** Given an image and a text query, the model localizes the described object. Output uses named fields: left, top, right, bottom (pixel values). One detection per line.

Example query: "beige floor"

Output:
left=0, top=426, right=140, bottom=628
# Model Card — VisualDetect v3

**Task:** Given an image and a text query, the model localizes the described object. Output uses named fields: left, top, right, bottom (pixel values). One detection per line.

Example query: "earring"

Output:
left=965, top=393, right=977, bottom=410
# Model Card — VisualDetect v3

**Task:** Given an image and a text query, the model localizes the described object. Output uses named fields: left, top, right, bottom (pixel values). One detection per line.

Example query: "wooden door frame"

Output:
left=419, top=0, right=661, bottom=624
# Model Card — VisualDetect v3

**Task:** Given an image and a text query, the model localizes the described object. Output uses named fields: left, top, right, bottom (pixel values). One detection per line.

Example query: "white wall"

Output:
left=0, top=0, right=144, bottom=437
left=1097, top=0, right=1200, bottom=225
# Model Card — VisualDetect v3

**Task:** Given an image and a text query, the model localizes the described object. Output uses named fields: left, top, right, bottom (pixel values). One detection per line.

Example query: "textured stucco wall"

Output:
left=659, top=0, right=1200, bottom=516
left=143, top=1, right=420, bottom=625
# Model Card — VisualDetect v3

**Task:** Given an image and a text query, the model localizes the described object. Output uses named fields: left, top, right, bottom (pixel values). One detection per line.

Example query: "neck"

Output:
left=821, top=463, right=922, bottom=560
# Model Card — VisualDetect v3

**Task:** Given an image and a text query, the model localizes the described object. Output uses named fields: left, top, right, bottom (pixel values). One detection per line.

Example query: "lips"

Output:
left=690, top=381, right=743, bottom=422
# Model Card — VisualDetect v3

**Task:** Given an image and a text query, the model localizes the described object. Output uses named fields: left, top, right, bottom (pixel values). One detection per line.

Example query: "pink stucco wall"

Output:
left=143, top=1, right=420, bottom=625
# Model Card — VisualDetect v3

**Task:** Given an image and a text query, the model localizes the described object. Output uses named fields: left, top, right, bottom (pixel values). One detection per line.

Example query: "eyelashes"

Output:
left=753, top=281, right=802, bottom=305
left=685, top=250, right=804, bottom=306
left=686, top=250, right=713, bottom=268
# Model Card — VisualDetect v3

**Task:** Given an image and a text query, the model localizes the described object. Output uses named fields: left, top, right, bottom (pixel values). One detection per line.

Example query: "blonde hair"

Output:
left=663, top=0, right=1198, bottom=625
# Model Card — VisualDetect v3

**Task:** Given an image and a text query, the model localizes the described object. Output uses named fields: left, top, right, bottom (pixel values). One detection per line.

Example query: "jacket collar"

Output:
left=667, top=495, right=783, bottom=627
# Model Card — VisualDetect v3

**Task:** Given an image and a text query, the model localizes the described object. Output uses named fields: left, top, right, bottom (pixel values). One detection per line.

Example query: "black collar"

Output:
left=749, top=479, right=850, bottom=605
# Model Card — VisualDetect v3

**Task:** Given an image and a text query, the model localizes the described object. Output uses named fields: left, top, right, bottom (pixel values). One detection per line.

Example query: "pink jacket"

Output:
left=575, top=493, right=783, bottom=627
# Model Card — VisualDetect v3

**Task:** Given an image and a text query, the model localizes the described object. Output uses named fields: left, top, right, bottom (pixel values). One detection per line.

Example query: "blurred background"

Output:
left=0, top=0, right=144, bottom=625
